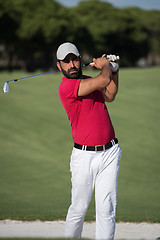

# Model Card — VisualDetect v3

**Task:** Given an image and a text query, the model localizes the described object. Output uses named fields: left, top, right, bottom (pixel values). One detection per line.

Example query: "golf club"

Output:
left=3, top=66, right=87, bottom=93
left=3, top=70, right=58, bottom=93
left=3, top=55, right=120, bottom=93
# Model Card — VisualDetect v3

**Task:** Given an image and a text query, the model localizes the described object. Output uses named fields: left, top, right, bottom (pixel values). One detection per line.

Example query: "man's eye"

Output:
left=74, top=57, right=79, bottom=62
left=63, top=59, right=70, bottom=63
left=63, top=57, right=79, bottom=64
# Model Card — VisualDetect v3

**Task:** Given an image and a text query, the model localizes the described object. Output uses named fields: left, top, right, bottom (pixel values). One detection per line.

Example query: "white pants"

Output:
left=65, top=143, right=121, bottom=239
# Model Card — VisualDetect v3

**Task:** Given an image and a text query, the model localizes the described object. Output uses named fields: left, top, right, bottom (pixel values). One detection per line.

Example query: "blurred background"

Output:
left=0, top=0, right=160, bottom=72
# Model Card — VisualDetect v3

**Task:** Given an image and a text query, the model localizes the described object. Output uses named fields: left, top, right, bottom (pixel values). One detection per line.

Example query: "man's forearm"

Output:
left=102, top=73, right=119, bottom=102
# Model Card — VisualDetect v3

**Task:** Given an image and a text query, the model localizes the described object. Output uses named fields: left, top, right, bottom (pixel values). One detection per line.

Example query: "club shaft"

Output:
left=7, top=71, right=58, bottom=83
left=6, top=55, right=120, bottom=83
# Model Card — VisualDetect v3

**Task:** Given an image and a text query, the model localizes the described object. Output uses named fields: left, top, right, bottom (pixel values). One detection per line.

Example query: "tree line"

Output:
left=0, top=0, right=160, bottom=71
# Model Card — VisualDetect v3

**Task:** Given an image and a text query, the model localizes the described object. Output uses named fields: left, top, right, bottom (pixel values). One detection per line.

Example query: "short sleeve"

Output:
left=59, top=78, right=81, bottom=101
left=73, top=79, right=81, bottom=98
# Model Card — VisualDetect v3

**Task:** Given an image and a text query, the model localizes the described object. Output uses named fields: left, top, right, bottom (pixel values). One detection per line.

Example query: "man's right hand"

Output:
left=91, top=57, right=110, bottom=70
left=78, top=57, right=112, bottom=97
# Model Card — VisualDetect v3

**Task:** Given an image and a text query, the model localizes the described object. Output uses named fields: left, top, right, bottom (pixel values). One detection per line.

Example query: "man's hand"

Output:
left=102, top=54, right=120, bottom=74
left=103, top=54, right=120, bottom=62
left=78, top=57, right=112, bottom=97
left=90, top=57, right=110, bottom=70
left=109, top=62, right=119, bottom=73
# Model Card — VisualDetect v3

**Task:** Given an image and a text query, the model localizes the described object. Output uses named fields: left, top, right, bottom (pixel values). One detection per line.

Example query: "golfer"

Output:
left=57, top=42, right=121, bottom=240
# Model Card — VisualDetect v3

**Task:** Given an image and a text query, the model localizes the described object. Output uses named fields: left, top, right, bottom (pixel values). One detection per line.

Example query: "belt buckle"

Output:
left=95, top=145, right=105, bottom=152
left=95, top=145, right=100, bottom=152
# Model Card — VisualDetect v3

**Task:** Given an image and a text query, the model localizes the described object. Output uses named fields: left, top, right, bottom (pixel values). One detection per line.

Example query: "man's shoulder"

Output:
left=59, top=77, right=79, bottom=98
left=59, top=75, right=91, bottom=93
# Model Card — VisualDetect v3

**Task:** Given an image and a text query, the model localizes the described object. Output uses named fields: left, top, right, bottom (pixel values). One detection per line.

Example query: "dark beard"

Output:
left=61, top=66, right=82, bottom=79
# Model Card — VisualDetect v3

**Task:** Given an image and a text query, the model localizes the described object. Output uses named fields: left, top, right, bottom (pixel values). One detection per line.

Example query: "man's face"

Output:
left=57, top=53, right=82, bottom=79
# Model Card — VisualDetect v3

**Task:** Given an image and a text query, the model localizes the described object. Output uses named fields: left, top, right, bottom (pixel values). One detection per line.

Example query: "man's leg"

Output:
left=65, top=148, right=95, bottom=238
left=95, top=144, right=121, bottom=239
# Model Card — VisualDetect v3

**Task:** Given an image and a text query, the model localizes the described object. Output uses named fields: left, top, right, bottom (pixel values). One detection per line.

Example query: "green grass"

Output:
left=0, top=67, right=160, bottom=222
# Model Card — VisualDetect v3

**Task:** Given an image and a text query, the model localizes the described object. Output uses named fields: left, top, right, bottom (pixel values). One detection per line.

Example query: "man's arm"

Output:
left=78, top=57, right=112, bottom=97
left=101, top=73, right=119, bottom=102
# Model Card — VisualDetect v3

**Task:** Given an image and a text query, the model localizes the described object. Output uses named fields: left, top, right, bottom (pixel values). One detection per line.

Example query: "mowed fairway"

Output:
left=0, top=67, right=160, bottom=222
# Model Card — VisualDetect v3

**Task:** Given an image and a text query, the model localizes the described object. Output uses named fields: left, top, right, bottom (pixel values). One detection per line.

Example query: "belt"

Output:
left=74, top=138, right=118, bottom=152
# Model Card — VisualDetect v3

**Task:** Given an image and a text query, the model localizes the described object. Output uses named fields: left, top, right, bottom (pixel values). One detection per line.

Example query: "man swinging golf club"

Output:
left=57, top=42, right=121, bottom=240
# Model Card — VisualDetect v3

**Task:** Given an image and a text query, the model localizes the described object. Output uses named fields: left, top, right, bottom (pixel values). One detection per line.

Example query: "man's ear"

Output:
left=57, top=61, right=61, bottom=71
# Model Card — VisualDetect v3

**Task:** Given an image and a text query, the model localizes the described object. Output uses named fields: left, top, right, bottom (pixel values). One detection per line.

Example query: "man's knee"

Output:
left=96, top=194, right=116, bottom=218
left=69, top=200, right=89, bottom=217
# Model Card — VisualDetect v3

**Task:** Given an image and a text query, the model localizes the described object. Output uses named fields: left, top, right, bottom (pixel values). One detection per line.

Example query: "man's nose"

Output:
left=69, top=60, right=75, bottom=68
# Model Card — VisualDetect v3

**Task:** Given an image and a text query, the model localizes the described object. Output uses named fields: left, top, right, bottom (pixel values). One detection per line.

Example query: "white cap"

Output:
left=56, top=42, right=80, bottom=60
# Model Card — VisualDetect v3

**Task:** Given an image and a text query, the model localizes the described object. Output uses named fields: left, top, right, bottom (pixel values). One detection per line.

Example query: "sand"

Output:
left=0, top=220, right=160, bottom=239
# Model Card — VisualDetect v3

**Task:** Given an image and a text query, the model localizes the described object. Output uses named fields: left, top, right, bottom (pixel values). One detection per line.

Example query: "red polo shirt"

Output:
left=58, top=76, right=115, bottom=146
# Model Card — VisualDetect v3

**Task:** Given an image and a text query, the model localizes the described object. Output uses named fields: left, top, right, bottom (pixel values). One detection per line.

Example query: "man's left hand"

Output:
left=102, top=54, right=120, bottom=74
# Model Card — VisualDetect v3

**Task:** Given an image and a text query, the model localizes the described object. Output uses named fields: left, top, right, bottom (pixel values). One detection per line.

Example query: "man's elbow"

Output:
left=107, top=96, right=115, bottom=102
left=106, top=93, right=117, bottom=102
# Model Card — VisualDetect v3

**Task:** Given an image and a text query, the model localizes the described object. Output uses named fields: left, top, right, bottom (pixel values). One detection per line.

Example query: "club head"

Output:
left=3, top=82, right=9, bottom=93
